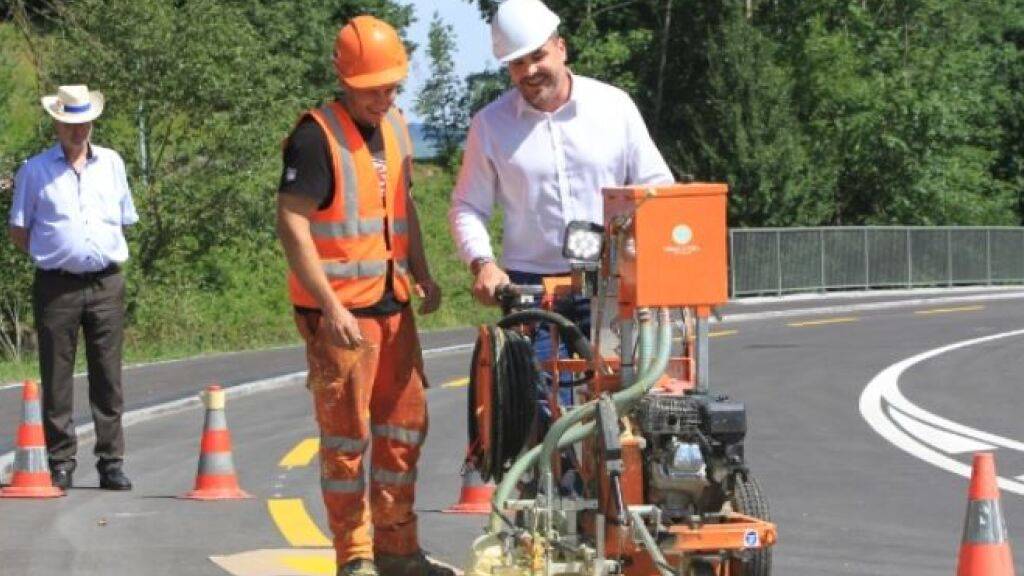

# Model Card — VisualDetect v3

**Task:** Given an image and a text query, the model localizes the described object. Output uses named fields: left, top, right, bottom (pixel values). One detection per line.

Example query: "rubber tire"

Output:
left=729, top=474, right=771, bottom=576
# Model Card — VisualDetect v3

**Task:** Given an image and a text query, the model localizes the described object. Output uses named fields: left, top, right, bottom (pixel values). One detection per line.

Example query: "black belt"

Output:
left=38, top=263, right=120, bottom=281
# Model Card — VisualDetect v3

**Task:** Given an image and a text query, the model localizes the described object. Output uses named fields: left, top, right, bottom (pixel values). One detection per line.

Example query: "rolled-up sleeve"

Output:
left=449, top=114, right=498, bottom=265
left=9, top=163, right=35, bottom=229
left=624, top=96, right=674, bottom=185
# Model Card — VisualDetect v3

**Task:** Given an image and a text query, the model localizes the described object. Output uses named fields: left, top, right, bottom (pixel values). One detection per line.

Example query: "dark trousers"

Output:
left=33, top=267, right=126, bottom=472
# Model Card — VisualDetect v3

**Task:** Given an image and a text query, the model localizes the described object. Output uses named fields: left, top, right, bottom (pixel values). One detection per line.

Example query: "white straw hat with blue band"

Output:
left=40, top=85, right=104, bottom=124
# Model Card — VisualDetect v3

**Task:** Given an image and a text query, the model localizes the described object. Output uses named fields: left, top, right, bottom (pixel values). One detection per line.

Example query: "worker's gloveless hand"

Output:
left=322, top=304, right=363, bottom=349
left=473, top=261, right=510, bottom=306
left=415, top=277, right=442, bottom=315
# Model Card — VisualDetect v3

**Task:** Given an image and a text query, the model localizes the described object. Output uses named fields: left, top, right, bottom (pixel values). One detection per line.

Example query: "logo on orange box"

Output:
left=664, top=224, right=700, bottom=255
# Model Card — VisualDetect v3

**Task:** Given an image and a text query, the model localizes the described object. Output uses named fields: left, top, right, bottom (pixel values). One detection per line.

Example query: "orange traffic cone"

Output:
left=443, top=459, right=495, bottom=515
left=957, top=452, right=1015, bottom=576
left=1, top=380, right=63, bottom=498
left=181, top=385, right=251, bottom=500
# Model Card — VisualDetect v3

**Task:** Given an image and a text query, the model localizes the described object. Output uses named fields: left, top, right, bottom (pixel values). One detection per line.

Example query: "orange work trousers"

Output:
left=295, top=307, right=428, bottom=566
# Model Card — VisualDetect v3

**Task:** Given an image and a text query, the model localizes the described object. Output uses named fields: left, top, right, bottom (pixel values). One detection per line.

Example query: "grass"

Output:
left=0, top=162, right=504, bottom=383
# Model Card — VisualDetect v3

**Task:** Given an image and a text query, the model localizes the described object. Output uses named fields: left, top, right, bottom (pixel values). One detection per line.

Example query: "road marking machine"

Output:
left=464, top=183, right=776, bottom=576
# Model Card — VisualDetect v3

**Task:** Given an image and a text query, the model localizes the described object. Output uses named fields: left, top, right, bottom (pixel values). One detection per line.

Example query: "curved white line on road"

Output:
left=859, top=328, right=1024, bottom=495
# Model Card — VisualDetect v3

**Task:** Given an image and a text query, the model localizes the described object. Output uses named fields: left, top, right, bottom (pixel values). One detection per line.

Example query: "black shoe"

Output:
left=51, top=468, right=72, bottom=490
left=98, top=467, right=132, bottom=491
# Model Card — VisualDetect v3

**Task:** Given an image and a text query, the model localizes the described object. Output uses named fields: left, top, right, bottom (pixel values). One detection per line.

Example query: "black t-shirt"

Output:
left=279, top=115, right=405, bottom=317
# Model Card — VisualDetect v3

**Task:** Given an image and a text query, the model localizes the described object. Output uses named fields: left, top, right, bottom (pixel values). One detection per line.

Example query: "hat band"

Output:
left=63, top=102, right=92, bottom=113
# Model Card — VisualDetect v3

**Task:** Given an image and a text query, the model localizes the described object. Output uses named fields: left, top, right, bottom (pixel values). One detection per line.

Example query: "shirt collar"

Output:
left=515, top=71, right=578, bottom=119
left=52, top=143, right=97, bottom=164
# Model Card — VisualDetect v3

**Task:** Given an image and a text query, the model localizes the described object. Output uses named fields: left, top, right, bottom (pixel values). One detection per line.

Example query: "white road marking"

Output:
left=859, top=328, right=1024, bottom=495
left=887, top=405, right=993, bottom=454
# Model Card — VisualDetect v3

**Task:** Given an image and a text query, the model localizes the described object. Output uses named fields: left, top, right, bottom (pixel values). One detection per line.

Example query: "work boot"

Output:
left=376, top=550, right=456, bottom=576
left=50, top=468, right=72, bottom=490
left=97, top=461, right=132, bottom=491
left=338, top=558, right=379, bottom=576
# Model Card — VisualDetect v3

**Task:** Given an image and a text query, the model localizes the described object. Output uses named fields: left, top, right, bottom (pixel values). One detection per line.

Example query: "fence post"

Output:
left=729, top=229, right=736, bottom=298
left=986, top=228, right=992, bottom=285
left=907, top=228, right=913, bottom=288
left=819, top=229, right=826, bottom=292
left=863, top=228, right=870, bottom=289
left=776, top=229, right=783, bottom=296
left=947, top=228, right=953, bottom=287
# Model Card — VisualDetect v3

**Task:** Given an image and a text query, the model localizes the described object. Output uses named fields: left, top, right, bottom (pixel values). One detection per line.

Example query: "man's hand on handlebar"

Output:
left=473, top=260, right=510, bottom=306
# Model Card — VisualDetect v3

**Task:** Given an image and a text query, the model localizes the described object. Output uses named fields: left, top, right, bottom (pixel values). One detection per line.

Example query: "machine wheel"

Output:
left=729, top=474, right=771, bottom=576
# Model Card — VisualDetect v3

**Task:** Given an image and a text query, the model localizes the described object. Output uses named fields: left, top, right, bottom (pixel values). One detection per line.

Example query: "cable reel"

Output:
left=467, top=325, right=541, bottom=483
left=467, top=308, right=597, bottom=483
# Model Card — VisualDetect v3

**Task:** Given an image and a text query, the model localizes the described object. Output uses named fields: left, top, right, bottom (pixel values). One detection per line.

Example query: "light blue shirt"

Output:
left=9, top=143, right=138, bottom=273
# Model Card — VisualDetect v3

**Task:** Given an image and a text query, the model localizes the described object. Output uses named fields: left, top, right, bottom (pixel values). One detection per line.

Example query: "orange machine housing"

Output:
left=603, top=184, right=729, bottom=314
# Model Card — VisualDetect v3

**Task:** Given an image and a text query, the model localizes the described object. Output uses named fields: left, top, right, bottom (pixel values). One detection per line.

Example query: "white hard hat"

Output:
left=491, top=0, right=561, bottom=63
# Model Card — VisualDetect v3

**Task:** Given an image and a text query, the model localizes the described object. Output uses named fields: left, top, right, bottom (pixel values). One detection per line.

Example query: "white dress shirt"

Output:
left=449, top=74, right=673, bottom=274
left=9, top=144, right=138, bottom=273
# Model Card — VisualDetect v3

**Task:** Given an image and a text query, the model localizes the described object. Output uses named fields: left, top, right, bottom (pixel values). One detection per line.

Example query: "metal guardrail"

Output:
left=729, top=227, right=1024, bottom=297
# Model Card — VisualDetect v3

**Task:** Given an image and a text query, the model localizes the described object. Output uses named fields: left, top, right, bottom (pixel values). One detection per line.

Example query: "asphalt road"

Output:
left=3, top=289, right=1024, bottom=575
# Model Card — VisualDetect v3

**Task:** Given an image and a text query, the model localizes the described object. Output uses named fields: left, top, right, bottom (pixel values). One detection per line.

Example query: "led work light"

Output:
left=562, top=221, right=605, bottom=263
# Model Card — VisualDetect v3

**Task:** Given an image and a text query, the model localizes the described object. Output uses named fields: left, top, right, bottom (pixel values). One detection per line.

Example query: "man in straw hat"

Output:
left=276, top=15, right=450, bottom=576
left=7, top=84, right=137, bottom=492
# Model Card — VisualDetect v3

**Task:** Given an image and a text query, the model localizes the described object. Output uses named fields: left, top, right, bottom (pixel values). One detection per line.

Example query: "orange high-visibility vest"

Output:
left=288, top=102, right=414, bottom=309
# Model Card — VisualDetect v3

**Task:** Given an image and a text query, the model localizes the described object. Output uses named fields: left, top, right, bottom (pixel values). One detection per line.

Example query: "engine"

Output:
left=634, top=392, right=747, bottom=521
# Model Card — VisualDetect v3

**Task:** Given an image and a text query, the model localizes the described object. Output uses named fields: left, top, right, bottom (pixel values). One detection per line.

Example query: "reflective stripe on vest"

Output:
left=324, top=260, right=388, bottom=279
left=384, top=109, right=411, bottom=161
left=371, top=424, right=424, bottom=447
left=311, top=218, right=385, bottom=238
left=319, top=104, right=361, bottom=229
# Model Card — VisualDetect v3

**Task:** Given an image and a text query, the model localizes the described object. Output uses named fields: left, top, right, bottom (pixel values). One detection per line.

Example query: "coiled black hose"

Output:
left=468, top=326, right=541, bottom=482
left=468, top=309, right=595, bottom=483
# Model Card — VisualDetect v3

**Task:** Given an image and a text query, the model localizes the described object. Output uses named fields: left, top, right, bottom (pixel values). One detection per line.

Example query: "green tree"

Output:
left=683, top=7, right=825, bottom=226
left=0, top=0, right=416, bottom=362
left=472, top=0, right=1023, bottom=226
left=0, top=22, right=44, bottom=361
left=415, top=12, right=467, bottom=167
left=773, top=0, right=1016, bottom=224
left=463, top=67, right=508, bottom=118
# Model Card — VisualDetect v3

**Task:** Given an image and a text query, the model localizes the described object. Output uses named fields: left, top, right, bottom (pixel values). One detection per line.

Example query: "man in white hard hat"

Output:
left=8, top=84, right=138, bottom=491
left=449, top=0, right=673, bottom=306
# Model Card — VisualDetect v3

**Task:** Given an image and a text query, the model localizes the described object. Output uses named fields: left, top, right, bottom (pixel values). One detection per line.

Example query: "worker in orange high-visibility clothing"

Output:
left=276, top=15, right=452, bottom=576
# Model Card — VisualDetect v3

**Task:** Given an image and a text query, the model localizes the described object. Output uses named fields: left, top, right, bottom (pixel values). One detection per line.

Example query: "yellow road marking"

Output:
left=279, top=438, right=320, bottom=469
left=268, top=499, right=332, bottom=547
left=673, top=329, right=737, bottom=343
left=210, top=549, right=333, bottom=576
left=915, top=305, right=985, bottom=316
left=787, top=317, right=859, bottom=328
left=442, top=377, right=470, bottom=388
left=281, top=555, right=334, bottom=575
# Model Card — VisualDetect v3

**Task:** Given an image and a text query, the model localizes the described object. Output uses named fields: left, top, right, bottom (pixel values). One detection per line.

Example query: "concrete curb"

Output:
left=719, top=290, right=1024, bottom=323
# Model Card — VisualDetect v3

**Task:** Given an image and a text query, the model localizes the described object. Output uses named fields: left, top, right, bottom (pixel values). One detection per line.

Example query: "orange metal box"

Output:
left=604, top=183, right=729, bottom=309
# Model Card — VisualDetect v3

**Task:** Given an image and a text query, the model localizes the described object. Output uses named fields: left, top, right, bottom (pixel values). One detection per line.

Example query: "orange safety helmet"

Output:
left=333, top=15, right=409, bottom=89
